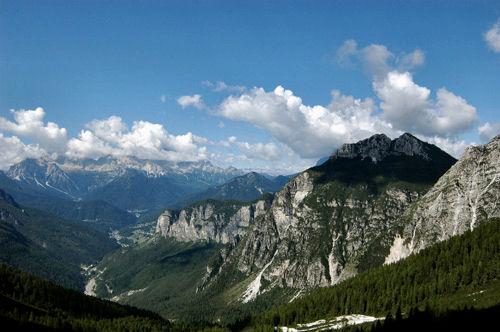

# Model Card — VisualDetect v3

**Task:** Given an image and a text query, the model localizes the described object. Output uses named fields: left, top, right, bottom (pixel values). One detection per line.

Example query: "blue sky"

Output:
left=1, top=0, right=499, bottom=173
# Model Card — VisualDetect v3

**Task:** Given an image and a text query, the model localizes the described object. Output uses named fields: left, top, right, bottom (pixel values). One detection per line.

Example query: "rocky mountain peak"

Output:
left=334, top=134, right=391, bottom=162
left=390, top=133, right=430, bottom=159
left=332, top=133, right=432, bottom=162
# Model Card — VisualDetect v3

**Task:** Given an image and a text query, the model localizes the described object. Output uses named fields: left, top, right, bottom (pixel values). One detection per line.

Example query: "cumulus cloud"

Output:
left=335, top=40, right=424, bottom=79
left=478, top=122, right=500, bottom=142
left=177, top=94, right=206, bottom=110
left=484, top=18, right=500, bottom=52
left=360, top=44, right=394, bottom=79
left=86, top=115, right=127, bottom=144
left=398, top=50, right=425, bottom=71
left=234, top=140, right=283, bottom=161
left=67, top=116, right=208, bottom=162
left=218, top=85, right=395, bottom=159
left=0, top=107, right=68, bottom=153
left=374, top=71, right=477, bottom=137
left=66, top=130, right=117, bottom=160
left=334, top=39, right=358, bottom=67
left=0, top=108, right=212, bottom=168
left=420, top=135, right=470, bottom=159
left=213, top=41, right=477, bottom=160
left=0, top=133, right=47, bottom=169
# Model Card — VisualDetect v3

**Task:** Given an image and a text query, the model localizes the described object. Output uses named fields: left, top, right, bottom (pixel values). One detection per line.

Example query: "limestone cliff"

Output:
left=155, top=197, right=273, bottom=244
left=198, top=133, right=456, bottom=302
left=385, top=135, right=500, bottom=264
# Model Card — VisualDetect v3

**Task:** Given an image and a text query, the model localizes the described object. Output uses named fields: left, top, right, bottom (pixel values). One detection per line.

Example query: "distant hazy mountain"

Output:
left=0, top=189, right=118, bottom=289
left=84, top=170, right=188, bottom=213
left=169, top=172, right=288, bottom=209
left=0, top=171, right=137, bottom=233
left=7, top=158, right=84, bottom=199
left=4, top=156, right=243, bottom=215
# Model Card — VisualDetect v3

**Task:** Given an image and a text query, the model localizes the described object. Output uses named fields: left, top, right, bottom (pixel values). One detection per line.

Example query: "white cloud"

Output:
left=0, top=133, right=47, bottom=169
left=374, top=71, right=477, bottom=137
left=484, top=18, right=500, bottom=52
left=419, top=135, right=470, bottom=159
left=360, top=44, right=394, bottom=79
left=234, top=141, right=283, bottom=161
left=398, top=49, right=425, bottom=71
left=202, top=80, right=246, bottom=93
left=478, top=122, right=500, bottom=142
left=218, top=85, right=395, bottom=159
left=335, top=39, right=358, bottom=67
left=214, top=81, right=246, bottom=93
left=160, top=94, right=166, bottom=103
left=66, top=130, right=117, bottom=160
left=0, top=107, right=68, bottom=153
left=433, top=88, right=478, bottom=135
left=374, top=71, right=431, bottom=131
left=67, top=116, right=208, bottom=162
left=335, top=40, right=425, bottom=79
left=86, top=115, right=127, bottom=144
left=218, top=121, right=226, bottom=128
left=0, top=110, right=212, bottom=167
left=215, top=40, right=476, bottom=160
left=177, top=94, right=205, bottom=110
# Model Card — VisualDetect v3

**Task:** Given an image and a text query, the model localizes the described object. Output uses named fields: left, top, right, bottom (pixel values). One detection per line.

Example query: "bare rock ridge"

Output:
left=8, top=158, right=81, bottom=198
left=333, top=133, right=432, bottom=162
left=385, top=134, right=500, bottom=264
left=156, top=197, right=273, bottom=244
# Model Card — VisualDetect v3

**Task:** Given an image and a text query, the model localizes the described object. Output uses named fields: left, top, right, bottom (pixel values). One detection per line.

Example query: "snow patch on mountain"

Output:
left=280, top=314, right=384, bottom=331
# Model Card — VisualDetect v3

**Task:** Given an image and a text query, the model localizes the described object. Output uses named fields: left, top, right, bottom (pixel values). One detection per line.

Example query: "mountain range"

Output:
left=1, top=132, right=499, bottom=330
left=85, top=132, right=500, bottom=324
left=2, top=156, right=243, bottom=214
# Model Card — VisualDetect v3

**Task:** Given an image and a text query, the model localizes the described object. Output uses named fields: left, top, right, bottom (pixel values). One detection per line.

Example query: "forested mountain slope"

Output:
left=0, top=189, right=118, bottom=289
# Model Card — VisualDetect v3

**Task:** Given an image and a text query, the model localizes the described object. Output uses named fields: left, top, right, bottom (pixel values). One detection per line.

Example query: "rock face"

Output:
left=197, top=133, right=457, bottom=302
left=8, top=159, right=82, bottom=199
left=333, top=133, right=431, bottom=162
left=385, top=135, right=500, bottom=264
left=156, top=197, right=273, bottom=244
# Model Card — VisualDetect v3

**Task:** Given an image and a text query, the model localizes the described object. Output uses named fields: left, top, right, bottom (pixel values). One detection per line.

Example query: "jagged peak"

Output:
left=390, top=133, right=429, bottom=159
left=333, top=133, right=391, bottom=163
left=332, top=133, right=434, bottom=163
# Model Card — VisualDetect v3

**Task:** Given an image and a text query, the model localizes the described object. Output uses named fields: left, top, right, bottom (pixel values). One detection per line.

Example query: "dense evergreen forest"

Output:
left=250, top=219, right=500, bottom=330
left=0, top=264, right=228, bottom=331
